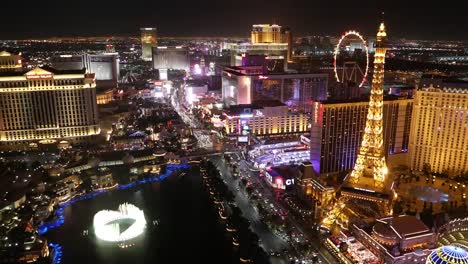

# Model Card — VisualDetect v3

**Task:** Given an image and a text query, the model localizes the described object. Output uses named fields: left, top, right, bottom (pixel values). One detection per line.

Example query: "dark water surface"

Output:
left=47, top=170, right=232, bottom=263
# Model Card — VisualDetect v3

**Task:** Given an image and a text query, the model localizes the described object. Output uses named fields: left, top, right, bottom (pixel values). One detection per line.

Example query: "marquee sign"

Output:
left=26, top=74, right=53, bottom=80
left=25, top=68, right=54, bottom=80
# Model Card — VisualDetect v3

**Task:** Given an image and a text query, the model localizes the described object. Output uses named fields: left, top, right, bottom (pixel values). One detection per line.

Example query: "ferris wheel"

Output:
left=333, top=30, right=370, bottom=87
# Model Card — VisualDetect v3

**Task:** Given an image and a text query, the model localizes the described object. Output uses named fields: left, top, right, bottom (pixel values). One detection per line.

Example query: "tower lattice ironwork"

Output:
left=321, top=20, right=393, bottom=229
left=347, top=21, right=388, bottom=190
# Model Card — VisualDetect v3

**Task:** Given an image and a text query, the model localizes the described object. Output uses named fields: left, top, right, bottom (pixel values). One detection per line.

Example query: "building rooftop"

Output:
left=386, top=215, right=430, bottom=238
left=427, top=245, right=468, bottom=264
left=0, top=51, right=13, bottom=56
left=0, top=66, right=86, bottom=77
left=319, top=94, right=412, bottom=104
left=224, top=100, right=287, bottom=116
left=268, top=165, right=300, bottom=179
left=420, top=74, right=468, bottom=89
left=224, top=104, right=262, bottom=115
left=98, top=149, right=155, bottom=162
left=340, top=186, right=391, bottom=199
left=252, top=100, right=285, bottom=107
left=39, top=65, right=86, bottom=75
left=223, top=66, right=326, bottom=77
left=374, top=215, right=432, bottom=242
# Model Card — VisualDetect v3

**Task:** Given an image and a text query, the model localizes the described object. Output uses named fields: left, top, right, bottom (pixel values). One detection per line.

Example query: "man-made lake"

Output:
left=47, top=169, right=233, bottom=263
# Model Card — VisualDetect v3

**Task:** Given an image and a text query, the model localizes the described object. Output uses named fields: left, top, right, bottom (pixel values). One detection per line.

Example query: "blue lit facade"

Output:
left=427, top=245, right=468, bottom=264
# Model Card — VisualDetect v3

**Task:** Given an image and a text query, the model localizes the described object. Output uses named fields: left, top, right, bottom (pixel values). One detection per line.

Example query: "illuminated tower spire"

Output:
left=347, top=18, right=389, bottom=190
left=321, top=19, right=393, bottom=228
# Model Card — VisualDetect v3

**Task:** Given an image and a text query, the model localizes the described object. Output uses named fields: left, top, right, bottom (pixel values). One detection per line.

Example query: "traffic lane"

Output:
left=212, top=157, right=287, bottom=250
left=211, top=157, right=288, bottom=253
left=238, top=159, right=335, bottom=264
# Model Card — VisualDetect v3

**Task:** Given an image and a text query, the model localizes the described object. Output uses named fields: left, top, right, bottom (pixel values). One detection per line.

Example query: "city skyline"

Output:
left=1, top=1, right=467, bottom=40
left=0, top=6, right=467, bottom=263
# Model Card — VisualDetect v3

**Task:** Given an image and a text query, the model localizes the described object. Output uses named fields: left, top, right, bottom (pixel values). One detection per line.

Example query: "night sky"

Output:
left=1, top=0, right=466, bottom=40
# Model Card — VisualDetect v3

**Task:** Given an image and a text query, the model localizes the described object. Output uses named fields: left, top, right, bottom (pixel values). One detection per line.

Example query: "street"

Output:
left=234, top=154, right=336, bottom=264
left=172, top=79, right=336, bottom=264
left=211, top=156, right=289, bottom=264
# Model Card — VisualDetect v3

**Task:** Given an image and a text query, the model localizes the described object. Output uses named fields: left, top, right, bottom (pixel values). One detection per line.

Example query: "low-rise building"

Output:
left=351, top=215, right=437, bottom=264
left=51, top=182, right=75, bottom=204
left=264, top=165, right=299, bottom=190
left=184, top=79, right=209, bottom=107
left=0, top=226, right=49, bottom=263
left=90, top=167, right=116, bottom=190
left=223, top=100, right=308, bottom=140
left=96, top=88, right=114, bottom=104
left=110, top=131, right=147, bottom=150
left=296, top=162, right=336, bottom=219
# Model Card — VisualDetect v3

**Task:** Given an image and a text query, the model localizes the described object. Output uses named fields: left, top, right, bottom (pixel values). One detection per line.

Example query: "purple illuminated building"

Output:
left=222, top=65, right=327, bottom=112
left=310, top=96, right=413, bottom=176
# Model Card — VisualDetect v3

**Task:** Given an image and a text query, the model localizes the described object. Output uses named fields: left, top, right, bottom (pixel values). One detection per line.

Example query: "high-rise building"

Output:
left=310, top=96, right=413, bottom=176
left=282, top=27, right=293, bottom=63
left=251, top=24, right=282, bottom=44
left=223, top=100, right=309, bottom=138
left=51, top=55, right=85, bottom=71
left=140, top=27, right=157, bottom=61
left=409, top=84, right=468, bottom=176
left=0, top=51, right=22, bottom=72
left=105, top=44, right=115, bottom=53
left=228, top=24, right=293, bottom=71
left=51, top=53, right=120, bottom=89
left=0, top=63, right=100, bottom=150
left=87, top=53, right=120, bottom=88
left=251, top=24, right=292, bottom=60
left=228, top=42, right=289, bottom=71
left=222, top=65, right=327, bottom=112
left=152, top=46, right=189, bottom=71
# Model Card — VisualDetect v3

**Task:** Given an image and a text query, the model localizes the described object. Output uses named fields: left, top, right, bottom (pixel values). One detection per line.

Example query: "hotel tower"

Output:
left=0, top=52, right=100, bottom=149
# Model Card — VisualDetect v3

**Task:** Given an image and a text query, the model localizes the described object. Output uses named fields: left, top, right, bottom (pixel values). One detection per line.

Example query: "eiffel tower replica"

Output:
left=340, top=18, right=396, bottom=216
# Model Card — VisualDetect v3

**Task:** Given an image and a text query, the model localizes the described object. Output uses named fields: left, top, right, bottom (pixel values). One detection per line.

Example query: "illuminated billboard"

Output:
left=238, top=136, right=248, bottom=143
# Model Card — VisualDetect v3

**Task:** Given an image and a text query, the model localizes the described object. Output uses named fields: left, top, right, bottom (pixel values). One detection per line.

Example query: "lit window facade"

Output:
left=152, top=46, right=189, bottom=71
left=222, top=67, right=328, bottom=112
left=0, top=67, right=100, bottom=148
left=310, top=97, right=413, bottom=175
left=140, top=27, right=157, bottom=62
left=227, top=42, right=289, bottom=71
left=51, top=53, right=120, bottom=90
left=96, top=89, right=114, bottom=105
left=223, top=102, right=308, bottom=137
left=0, top=51, right=22, bottom=72
left=409, top=85, right=468, bottom=176
left=251, top=24, right=282, bottom=44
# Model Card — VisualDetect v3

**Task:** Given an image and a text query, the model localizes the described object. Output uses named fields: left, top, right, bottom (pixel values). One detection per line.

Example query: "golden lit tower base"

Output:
left=341, top=19, right=395, bottom=216
left=322, top=19, right=395, bottom=230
